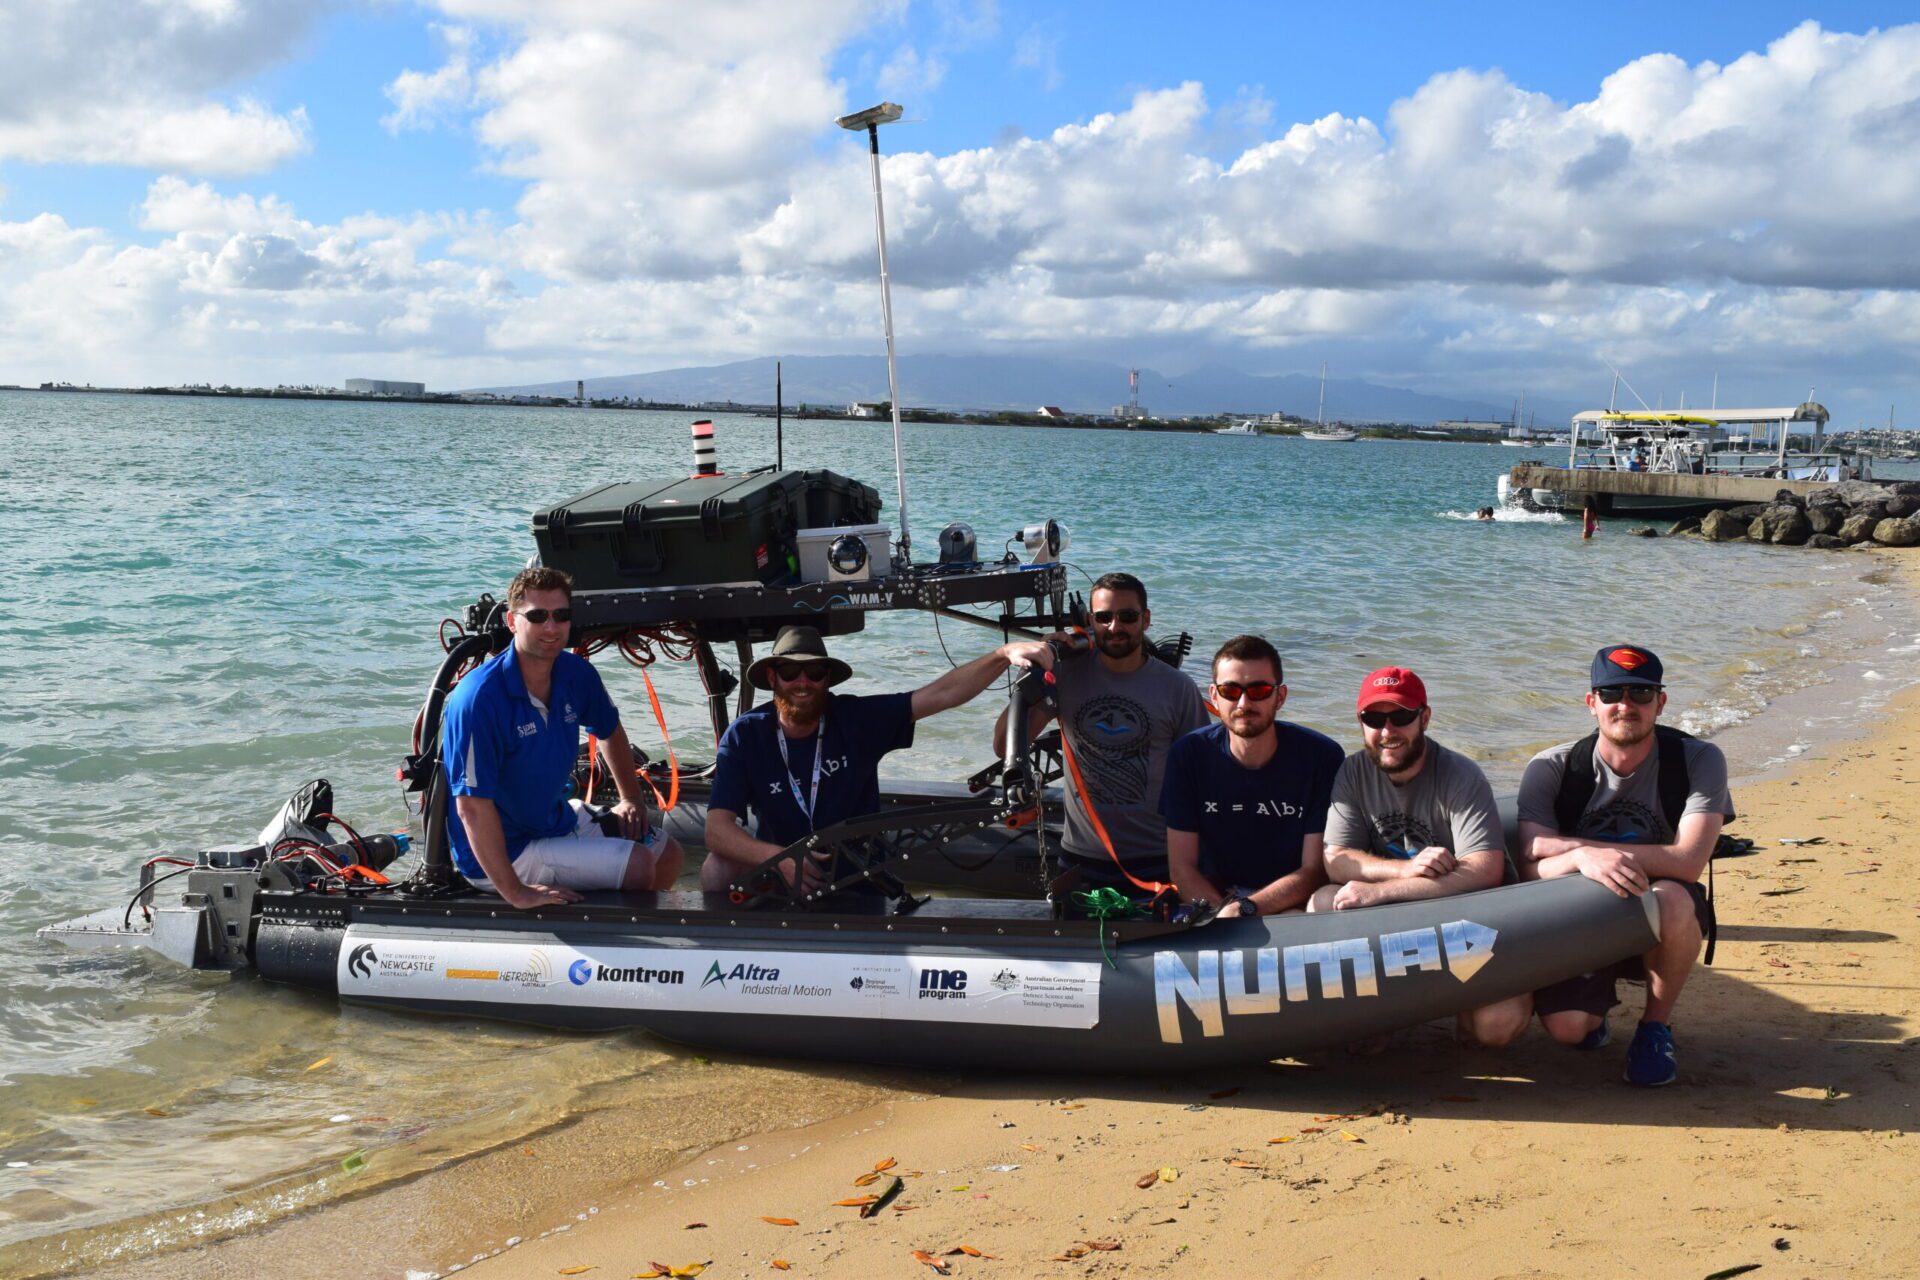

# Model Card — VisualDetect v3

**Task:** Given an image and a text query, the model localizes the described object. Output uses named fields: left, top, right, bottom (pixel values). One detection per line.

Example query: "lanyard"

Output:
left=775, top=715, right=827, bottom=830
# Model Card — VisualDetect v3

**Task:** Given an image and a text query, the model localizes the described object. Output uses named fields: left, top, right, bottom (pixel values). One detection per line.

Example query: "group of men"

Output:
left=442, top=566, right=1732, bottom=1088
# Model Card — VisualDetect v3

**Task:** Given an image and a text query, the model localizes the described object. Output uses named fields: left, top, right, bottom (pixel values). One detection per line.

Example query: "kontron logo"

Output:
left=1153, top=921, right=1498, bottom=1044
left=347, top=943, right=377, bottom=980
left=569, top=960, right=593, bottom=986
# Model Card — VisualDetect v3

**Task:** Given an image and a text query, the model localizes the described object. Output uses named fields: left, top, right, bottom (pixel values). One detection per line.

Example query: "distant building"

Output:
left=347, top=378, right=426, bottom=396
left=1037, top=406, right=1067, bottom=419
left=847, top=402, right=887, bottom=418
left=1430, top=419, right=1507, bottom=435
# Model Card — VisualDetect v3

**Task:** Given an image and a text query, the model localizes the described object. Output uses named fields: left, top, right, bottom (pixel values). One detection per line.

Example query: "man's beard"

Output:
left=1599, top=715, right=1653, bottom=748
left=1366, top=731, right=1426, bottom=775
left=1098, top=631, right=1142, bottom=659
left=775, top=688, right=824, bottom=728
left=1225, top=708, right=1275, bottom=740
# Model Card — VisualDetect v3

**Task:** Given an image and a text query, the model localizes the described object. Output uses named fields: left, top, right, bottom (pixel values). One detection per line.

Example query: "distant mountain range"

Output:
left=471, top=354, right=1575, bottom=427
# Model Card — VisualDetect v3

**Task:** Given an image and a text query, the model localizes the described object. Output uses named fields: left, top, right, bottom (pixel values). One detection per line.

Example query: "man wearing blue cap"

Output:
left=1515, top=644, right=1735, bottom=1086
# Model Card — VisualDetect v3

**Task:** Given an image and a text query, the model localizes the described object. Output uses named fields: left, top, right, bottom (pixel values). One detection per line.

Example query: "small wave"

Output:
left=1677, top=700, right=1753, bottom=737
left=1437, top=509, right=1566, bottom=523
left=1862, top=670, right=1886, bottom=681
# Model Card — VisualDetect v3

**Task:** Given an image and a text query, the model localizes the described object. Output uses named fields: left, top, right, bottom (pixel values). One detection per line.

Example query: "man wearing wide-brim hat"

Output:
left=701, top=624, right=1051, bottom=893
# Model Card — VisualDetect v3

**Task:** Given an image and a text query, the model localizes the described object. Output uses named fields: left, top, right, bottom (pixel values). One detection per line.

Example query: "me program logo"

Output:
left=347, top=943, right=377, bottom=980
left=918, top=968, right=969, bottom=1000
left=569, top=959, right=593, bottom=986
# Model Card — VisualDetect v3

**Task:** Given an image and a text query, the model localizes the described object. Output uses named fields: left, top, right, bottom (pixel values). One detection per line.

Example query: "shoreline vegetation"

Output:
left=73, top=556, right=1920, bottom=1280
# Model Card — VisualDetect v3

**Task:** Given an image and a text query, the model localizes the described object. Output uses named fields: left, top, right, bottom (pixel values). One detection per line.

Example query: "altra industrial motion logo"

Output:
left=702, top=961, right=781, bottom=989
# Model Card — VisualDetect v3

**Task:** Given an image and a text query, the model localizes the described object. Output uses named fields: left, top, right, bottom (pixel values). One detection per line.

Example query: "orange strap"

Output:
left=638, top=665, right=681, bottom=813
left=1057, top=730, right=1171, bottom=897
left=584, top=733, right=602, bottom=803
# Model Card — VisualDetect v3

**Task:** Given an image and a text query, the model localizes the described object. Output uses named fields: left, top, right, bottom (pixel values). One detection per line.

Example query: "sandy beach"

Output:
left=86, top=557, right=1920, bottom=1280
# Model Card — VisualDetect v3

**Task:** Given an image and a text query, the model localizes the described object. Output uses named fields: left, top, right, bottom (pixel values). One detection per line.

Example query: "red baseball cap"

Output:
left=1356, top=666, right=1427, bottom=713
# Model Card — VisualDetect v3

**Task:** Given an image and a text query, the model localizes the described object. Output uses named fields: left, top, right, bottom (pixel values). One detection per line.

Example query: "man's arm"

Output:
left=1524, top=813, right=1722, bottom=891
left=704, top=807, right=827, bottom=892
left=596, top=726, right=653, bottom=840
left=1243, top=833, right=1328, bottom=915
left=1166, top=829, right=1225, bottom=907
left=1328, top=848, right=1502, bottom=909
left=454, top=794, right=582, bottom=909
left=1323, top=842, right=1430, bottom=884
left=911, top=641, right=1051, bottom=722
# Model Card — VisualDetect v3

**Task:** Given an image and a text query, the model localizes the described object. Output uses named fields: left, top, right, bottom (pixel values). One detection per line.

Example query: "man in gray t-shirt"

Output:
left=1312, top=665, right=1529, bottom=1048
left=995, top=572, right=1209, bottom=895
left=1517, top=644, right=1734, bottom=1088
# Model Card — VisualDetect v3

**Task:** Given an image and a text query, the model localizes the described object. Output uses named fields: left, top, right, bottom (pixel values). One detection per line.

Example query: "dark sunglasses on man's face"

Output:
left=517, top=607, right=572, bottom=625
left=774, top=660, right=830, bottom=684
left=1359, top=707, right=1422, bottom=729
left=1214, top=681, right=1276, bottom=703
left=1092, top=608, right=1143, bottom=625
left=1594, top=684, right=1661, bottom=705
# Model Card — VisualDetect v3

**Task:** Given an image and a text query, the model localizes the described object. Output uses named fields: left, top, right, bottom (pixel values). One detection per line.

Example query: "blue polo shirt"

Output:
left=709, top=692, right=915, bottom=850
left=442, top=644, right=620, bottom=879
left=1158, top=721, right=1344, bottom=891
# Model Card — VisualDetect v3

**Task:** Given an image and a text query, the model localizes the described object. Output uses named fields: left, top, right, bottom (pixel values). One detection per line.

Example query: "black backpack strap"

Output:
left=1552, top=732, right=1601, bottom=837
left=1653, top=724, right=1716, bottom=966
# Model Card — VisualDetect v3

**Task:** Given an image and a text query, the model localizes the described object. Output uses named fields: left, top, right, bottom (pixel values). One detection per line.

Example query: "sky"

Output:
left=2, top=1, right=1917, bottom=425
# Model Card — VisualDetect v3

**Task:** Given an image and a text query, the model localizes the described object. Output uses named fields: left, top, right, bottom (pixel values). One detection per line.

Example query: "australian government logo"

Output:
left=1152, top=920, right=1499, bottom=1044
left=702, top=959, right=829, bottom=999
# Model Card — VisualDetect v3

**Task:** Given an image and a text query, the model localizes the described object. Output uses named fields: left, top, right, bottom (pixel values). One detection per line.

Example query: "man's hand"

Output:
left=1214, top=899, right=1253, bottom=919
left=777, top=849, right=835, bottom=895
left=1332, top=881, right=1380, bottom=910
left=1004, top=640, right=1055, bottom=672
left=500, top=880, right=583, bottom=909
left=607, top=798, right=651, bottom=841
left=1404, top=846, right=1457, bottom=879
left=1572, top=846, right=1648, bottom=897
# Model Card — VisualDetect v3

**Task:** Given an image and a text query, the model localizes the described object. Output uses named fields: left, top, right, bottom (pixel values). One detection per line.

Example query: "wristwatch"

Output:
left=1230, top=894, right=1259, bottom=917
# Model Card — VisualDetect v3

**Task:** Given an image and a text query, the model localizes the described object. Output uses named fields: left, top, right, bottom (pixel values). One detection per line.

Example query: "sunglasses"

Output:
left=1359, top=707, right=1422, bottom=729
left=1594, top=685, right=1661, bottom=705
left=773, top=660, right=830, bottom=684
left=1091, top=608, right=1143, bottom=625
left=1214, top=681, right=1276, bottom=703
left=517, top=607, right=572, bottom=625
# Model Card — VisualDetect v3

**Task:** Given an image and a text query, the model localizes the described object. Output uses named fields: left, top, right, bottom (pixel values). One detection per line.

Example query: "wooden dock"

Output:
left=1507, top=462, right=1831, bottom=517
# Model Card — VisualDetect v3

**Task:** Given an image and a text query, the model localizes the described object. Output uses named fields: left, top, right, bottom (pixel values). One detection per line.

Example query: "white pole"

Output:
left=863, top=124, right=911, bottom=565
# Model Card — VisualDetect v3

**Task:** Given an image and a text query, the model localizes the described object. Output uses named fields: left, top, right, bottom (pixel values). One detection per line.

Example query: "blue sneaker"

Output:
left=1574, top=1022, right=1612, bottom=1052
left=1624, top=1020, right=1677, bottom=1087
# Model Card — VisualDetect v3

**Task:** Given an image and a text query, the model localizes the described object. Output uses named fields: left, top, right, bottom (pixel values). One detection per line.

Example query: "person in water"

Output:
left=702, top=625, right=1049, bottom=892
left=995, top=573, right=1211, bottom=898
left=442, top=566, right=685, bottom=910
left=1516, top=645, right=1734, bottom=1087
left=1312, top=666, right=1531, bottom=1047
left=1159, top=635, right=1343, bottom=917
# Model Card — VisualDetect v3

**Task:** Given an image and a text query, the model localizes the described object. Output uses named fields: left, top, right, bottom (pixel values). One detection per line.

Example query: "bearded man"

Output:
left=1311, top=666, right=1531, bottom=1048
left=702, top=625, right=1048, bottom=892
left=1158, top=635, right=1342, bottom=917
left=1517, top=644, right=1734, bottom=1087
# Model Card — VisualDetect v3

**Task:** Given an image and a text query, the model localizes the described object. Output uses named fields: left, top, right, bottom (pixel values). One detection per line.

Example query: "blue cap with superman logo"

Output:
left=1590, top=644, right=1664, bottom=689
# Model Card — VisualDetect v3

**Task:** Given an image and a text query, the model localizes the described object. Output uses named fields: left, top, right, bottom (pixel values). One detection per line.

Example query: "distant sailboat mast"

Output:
left=1317, top=362, right=1327, bottom=426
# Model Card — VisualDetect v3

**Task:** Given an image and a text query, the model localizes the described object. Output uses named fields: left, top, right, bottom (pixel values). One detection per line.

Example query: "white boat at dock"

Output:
left=1301, top=427, right=1358, bottom=441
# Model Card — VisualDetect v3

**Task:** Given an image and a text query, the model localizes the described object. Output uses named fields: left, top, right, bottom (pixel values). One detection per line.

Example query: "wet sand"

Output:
left=87, top=557, right=1920, bottom=1280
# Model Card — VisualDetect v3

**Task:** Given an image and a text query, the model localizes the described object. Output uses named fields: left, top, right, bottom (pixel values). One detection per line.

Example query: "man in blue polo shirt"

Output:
left=442, top=567, right=683, bottom=909
left=701, top=625, right=1050, bottom=892
left=1159, top=635, right=1343, bottom=917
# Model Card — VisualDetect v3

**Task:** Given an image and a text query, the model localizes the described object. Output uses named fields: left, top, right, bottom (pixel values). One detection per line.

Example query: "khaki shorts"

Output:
left=472, top=801, right=665, bottom=893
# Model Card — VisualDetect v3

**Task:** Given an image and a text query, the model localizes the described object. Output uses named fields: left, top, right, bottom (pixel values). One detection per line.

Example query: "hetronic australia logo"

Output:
left=570, top=959, right=687, bottom=987
left=918, top=968, right=969, bottom=1000
left=1152, top=921, right=1498, bottom=1044
left=445, top=947, right=558, bottom=988
left=346, top=943, right=436, bottom=982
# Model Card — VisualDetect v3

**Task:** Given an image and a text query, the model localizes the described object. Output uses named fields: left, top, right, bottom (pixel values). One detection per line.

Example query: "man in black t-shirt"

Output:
left=1159, top=635, right=1342, bottom=917
left=701, top=626, right=1047, bottom=892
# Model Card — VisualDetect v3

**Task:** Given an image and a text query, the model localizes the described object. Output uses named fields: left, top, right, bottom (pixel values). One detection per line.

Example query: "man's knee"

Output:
left=1541, top=1009, right=1601, bottom=1045
left=1305, top=884, right=1339, bottom=913
left=645, top=837, right=685, bottom=890
left=1469, top=995, right=1532, bottom=1047
left=1651, top=881, right=1703, bottom=949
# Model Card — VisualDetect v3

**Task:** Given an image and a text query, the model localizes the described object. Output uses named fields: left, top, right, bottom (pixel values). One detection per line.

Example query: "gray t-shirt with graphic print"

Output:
left=1051, top=651, right=1211, bottom=865
left=1516, top=734, right=1734, bottom=843
left=1323, top=739, right=1504, bottom=861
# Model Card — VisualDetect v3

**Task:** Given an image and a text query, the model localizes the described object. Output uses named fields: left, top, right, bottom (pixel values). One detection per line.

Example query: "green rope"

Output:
left=1072, top=886, right=1143, bottom=969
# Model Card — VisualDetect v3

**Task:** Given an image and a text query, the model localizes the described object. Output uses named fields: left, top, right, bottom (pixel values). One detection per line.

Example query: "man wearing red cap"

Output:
left=1516, top=644, right=1734, bottom=1087
left=1314, top=666, right=1530, bottom=1047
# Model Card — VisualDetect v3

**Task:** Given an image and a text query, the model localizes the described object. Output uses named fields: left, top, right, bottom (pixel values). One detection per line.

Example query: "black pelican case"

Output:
left=531, top=468, right=883, bottom=591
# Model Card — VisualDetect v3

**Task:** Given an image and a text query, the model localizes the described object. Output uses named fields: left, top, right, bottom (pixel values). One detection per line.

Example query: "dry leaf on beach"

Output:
left=835, top=1196, right=879, bottom=1208
left=759, top=1216, right=800, bottom=1226
left=1135, top=1170, right=1159, bottom=1189
left=874, top=1156, right=897, bottom=1172
left=910, top=1250, right=951, bottom=1273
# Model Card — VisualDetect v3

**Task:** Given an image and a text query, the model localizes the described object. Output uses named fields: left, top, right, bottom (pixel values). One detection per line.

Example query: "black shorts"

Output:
left=1059, top=855, right=1171, bottom=903
left=1534, top=879, right=1713, bottom=1019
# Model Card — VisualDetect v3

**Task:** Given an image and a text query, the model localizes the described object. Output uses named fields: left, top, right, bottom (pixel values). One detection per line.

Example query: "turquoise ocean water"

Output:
left=2, top=389, right=1917, bottom=1271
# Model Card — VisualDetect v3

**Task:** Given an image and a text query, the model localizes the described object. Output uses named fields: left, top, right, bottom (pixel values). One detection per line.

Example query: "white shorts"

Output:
left=473, top=801, right=666, bottom=893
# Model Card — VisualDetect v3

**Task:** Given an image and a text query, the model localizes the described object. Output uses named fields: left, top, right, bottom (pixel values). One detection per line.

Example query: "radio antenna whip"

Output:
left=837, top=101, right=912, bottom=567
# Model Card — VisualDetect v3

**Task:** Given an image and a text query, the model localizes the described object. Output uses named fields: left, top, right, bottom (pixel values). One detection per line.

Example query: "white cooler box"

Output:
left=795, top=523, right=892, bottom=583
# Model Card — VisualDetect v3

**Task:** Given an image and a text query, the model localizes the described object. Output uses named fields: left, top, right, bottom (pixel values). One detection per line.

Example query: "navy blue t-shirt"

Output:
left=709, top=692, right=916, bottom=849
left=1158, top=721, right=1344, bottom=890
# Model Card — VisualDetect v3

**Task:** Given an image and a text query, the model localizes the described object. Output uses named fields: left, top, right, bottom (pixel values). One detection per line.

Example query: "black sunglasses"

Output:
left=517, top=607, right=572, bottom=625
left=773, top=660, right=830, bottom=683
left=1214, top=680, right=1276, bottom=703
left=1595, top=685, right=1661, bottom=705
left=1359, top=707, right=1422, bottom=729
left=1092, top=608, right=1143, bottom=625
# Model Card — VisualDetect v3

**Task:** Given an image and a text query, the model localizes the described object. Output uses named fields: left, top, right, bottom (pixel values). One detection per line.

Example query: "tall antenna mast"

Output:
left=836, top=101, right=912, bottom=566
left=1317, top=361, right=1327, bottom=426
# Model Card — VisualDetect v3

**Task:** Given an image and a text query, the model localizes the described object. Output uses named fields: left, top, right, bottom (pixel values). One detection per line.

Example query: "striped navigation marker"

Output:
left=690, top=418, right=719, bottom=476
